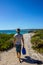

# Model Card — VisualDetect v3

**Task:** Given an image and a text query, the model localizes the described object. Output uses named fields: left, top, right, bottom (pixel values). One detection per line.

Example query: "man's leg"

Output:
left=16, top=45, right=21, bottom=62
left=16, top=52, right=19, bottom=58
left=16, top=52, right=21, bottom=62
left=18, top=52, right=21, bottom=62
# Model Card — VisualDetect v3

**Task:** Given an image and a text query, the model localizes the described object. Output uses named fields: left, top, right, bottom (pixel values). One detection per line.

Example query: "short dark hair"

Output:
left=16, top=28, right=20, bottom=33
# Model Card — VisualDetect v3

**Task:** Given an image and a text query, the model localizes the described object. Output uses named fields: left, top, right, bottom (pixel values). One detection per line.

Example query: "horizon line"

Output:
left=0, top=28, right=43, bottom=30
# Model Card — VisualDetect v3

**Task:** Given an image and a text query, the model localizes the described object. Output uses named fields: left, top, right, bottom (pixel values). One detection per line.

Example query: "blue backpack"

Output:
left=22, top=47, right=26, bottom=55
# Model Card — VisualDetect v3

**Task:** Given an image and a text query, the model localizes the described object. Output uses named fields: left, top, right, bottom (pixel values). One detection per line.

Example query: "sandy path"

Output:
left=0, top=33, right=43, bottom=65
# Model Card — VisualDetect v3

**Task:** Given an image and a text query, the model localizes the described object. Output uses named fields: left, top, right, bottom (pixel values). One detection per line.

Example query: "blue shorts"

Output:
left=16, top=44, right=21, bottom=54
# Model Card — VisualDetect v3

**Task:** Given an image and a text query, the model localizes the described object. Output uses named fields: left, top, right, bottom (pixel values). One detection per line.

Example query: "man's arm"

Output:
left=13, top=35, right=16, bottom=45
left=22, top=36, right=24, bottom=47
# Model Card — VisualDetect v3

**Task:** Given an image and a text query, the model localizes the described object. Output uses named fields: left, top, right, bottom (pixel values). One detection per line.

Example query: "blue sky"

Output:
left=0, top=0, right=43, bottom=30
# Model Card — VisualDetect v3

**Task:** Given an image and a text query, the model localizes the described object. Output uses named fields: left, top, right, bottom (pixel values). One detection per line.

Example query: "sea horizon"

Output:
left=0, top=29, right=29, bottom=34
left=0, top=29, right=43, bottom=34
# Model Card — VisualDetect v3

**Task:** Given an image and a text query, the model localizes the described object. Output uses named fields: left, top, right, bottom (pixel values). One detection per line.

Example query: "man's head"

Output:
left=16, top=28, right=20, bottom=34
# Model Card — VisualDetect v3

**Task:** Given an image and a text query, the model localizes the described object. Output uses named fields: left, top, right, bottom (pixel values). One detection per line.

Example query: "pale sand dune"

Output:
left=0, top=33, right=43, bottom=65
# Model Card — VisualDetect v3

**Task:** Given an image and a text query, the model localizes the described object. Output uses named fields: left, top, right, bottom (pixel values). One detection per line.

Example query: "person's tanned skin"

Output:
left=22, top=36, right=24, bottom=47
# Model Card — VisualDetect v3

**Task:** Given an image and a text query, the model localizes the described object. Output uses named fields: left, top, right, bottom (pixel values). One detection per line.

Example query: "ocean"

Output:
left=0, top=29, right=30, bottom=34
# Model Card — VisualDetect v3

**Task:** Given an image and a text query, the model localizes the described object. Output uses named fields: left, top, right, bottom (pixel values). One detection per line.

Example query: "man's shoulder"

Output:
left=13, top=33, right=23, bottom=37
left=15, top=33, right=18, bottom=36
left=13, top=33, right=17, bottom=37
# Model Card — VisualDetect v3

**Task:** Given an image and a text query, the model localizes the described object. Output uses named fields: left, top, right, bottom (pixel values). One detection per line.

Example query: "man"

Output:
left=13, top=28, right=24, bottom=63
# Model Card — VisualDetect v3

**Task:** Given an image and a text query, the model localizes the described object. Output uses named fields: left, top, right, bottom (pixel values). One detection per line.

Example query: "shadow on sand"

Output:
left=21, top=56, right=43, bottom=65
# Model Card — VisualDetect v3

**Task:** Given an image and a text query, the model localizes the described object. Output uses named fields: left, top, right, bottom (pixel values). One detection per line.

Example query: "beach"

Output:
left=0, top=33, right=43, bottom=65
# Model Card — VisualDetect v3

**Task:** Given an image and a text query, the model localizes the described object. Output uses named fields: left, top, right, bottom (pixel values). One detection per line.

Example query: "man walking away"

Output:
left=13, top=28, right=24, bottom=63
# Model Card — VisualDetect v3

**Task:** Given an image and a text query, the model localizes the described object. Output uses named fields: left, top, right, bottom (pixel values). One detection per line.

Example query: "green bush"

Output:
left=0, top=41, right=13, bottom=51
left=31, top=30, right=43, bottom=53
left=0, top=34, right=14, bottom=51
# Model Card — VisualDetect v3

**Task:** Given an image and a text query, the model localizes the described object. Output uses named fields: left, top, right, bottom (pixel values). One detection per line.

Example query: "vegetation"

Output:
left=0, top=34, right=14, bottom=51
left=31, top=30, right=43, bottom=53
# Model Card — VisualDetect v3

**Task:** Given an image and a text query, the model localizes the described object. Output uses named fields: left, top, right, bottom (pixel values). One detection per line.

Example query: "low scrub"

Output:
left=31, top=30, right=43, bottom=53
left=0, top=34, right=14, bottom=51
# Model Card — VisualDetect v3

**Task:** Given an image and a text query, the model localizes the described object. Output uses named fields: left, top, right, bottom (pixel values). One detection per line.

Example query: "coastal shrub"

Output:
left=0, top=34, right=14, bottom=51
left=0, top=41, right=14, bottom=51
left=31, top=30, right=43, bottom=53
